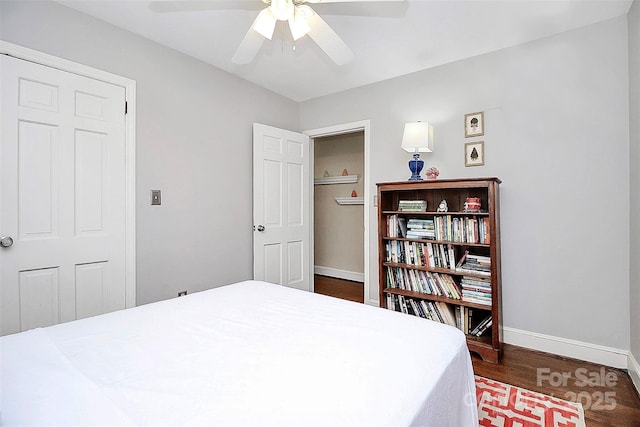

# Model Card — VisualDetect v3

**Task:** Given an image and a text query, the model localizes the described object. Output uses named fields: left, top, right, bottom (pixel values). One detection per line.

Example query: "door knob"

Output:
left=256, top=225, right=265, bottom=232
left=0, top=236, right=14, bottom=248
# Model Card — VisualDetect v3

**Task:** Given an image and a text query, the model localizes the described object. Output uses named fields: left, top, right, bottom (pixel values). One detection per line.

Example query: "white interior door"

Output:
left=1, top=55, right=127, bottom=335
left=253, top=123, right=310, bottom=291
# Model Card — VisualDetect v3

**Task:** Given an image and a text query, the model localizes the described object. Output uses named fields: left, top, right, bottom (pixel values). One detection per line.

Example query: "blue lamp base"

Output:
left=408, top=153, right=424, bottom=180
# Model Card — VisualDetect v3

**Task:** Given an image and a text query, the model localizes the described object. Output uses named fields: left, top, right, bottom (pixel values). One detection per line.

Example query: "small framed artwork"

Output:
left=465, top=141, right=485, bottom=167
left=464, top=111, right=484, bottom=138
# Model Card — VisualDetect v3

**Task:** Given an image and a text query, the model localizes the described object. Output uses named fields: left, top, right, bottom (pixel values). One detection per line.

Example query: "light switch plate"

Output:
left=151, top=190, right=161, bottom=205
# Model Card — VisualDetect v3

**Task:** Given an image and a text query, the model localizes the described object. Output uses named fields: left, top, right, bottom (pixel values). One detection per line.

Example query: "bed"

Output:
left=1, top=280, right=478, bottom=426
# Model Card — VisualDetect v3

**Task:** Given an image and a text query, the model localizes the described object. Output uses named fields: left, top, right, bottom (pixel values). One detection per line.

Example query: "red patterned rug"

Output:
left=475, top=376, right=586, bottom=427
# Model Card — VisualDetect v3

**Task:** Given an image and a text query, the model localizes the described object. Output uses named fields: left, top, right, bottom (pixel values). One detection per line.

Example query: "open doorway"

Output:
left=313, top=131, right=364, bottom=302
left=304, top=120, right=371, bottom=305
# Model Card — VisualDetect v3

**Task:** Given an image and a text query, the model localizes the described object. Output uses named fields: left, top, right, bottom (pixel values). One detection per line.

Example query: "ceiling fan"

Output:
left=232, top=0, right=403, bottom=65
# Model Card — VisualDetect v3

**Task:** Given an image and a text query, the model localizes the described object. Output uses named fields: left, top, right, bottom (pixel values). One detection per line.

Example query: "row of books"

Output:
left=455, top=306, right=492, bottom=336
left=456, top=251, right=491, bottom=277
left=386, top=293, right=492, bottom=336
left=434, top=215, right=491, bottom=244
left=461, top=275, right=492, bottom=306
left=386, top=267, right=462, bottom=299
left=385, top=240, right=456, bottom=270
left=398, top=200, right=427, bottom=212
left=386, top=214, right=490, bottom=245
left=387, top=293, right=458, bottom=326
left=386, top=241, right=491, bottom=277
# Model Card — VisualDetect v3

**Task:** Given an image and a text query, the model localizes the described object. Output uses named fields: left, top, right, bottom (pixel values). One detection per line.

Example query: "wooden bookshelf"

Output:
left=377, top=177, right=502, bottom=363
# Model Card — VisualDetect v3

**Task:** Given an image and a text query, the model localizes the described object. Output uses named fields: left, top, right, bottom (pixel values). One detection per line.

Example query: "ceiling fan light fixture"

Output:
left=270, top=0, right=295, bottom=21
left=289, top=15, right=310, bottom=41
left=253, top=8, right=277, bottom=40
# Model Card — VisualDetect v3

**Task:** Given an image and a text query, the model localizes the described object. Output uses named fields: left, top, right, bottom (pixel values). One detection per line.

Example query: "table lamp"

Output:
left=401, top=122, right=433, bottom=180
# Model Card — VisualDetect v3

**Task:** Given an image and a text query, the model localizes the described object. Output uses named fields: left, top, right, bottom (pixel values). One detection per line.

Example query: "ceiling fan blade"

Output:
left=306, top=11, right=354, bottom=65
left=253, top=7, right=277, bottom=39
left=233, top=7, right=281, bottom=64
left=232, top=25, right=266, bottom=64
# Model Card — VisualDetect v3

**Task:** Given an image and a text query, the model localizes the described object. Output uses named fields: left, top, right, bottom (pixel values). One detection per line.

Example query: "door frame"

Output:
left=0, top=40, right=137, bottom=308
left=303, top=120, right=373, bottom=304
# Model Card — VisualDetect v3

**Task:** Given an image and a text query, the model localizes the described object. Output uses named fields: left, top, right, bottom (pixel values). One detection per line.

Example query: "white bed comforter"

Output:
left=1, top=280, right=478, bottom=426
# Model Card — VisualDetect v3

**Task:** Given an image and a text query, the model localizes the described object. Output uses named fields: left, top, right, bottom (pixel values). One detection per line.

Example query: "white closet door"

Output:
left=1, top=54, right=127, bottom=335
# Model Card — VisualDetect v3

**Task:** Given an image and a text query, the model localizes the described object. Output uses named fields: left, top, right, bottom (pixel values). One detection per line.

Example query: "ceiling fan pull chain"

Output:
left=280, top=23, right=284, bottom=54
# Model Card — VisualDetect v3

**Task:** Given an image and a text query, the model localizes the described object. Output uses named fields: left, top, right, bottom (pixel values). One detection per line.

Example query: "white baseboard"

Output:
left=629, top=351, right=640, bottom=396
left=503, top=327, right=628, bottom=369
left=314, top=266, right=364, bottom=283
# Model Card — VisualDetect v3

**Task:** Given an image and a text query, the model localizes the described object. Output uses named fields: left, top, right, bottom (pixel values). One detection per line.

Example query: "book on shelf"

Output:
left=470, top=315, right=493, bottom=336
left=425, top=242, right=435, bottom=267
left=435, top=301, right=457, bottom=327
left=456, top=306, right=474, bottom=334
left=419, top=300, right=434, bottom=321
left=387, top=215, right=399, bottom=238
left=410, top=299, right=427, bottom=319
left=405, top=230, right=435, bottom=239
left=461, top=276, right=491, bottom=292
left=399, top=294, right=409, bottom=314
left=386, top=293, right=396, bottom=311
left=406, top=218, right=435, bottom=239
left=462, top=293, right=492, bottom=306
left=455, top=250, right=468, bottom=269
left=398, top=217, right=407, bottom=238
left=447, top=244, right=456, bottom=270
left=461, top=275, right=492, bottom=304
left=456, top=252, right=491, bottom=276
left=475, top=319, right=492, bottom=336
left=398, top=200, right=427, bottom=212
left=407, top=218, right=434, bottom=229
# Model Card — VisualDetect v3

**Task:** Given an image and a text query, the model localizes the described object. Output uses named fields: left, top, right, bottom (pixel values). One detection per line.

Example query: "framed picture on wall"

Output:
left=464, top=111, right=484, bottom=137
left=465, top=141, right=485, bottom=167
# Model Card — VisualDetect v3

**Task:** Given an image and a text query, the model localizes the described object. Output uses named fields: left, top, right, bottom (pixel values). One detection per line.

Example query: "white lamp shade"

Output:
left=401, top=122, right=433, bottom=153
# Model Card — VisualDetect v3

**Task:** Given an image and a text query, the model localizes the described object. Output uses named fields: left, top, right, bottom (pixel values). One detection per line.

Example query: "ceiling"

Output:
left=56, top=0, right=632, bottom=102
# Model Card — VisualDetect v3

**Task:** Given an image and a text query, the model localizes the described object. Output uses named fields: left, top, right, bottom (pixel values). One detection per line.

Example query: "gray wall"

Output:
left=0, top=1, right=300, bottom=305
left=300, top=17, right=631, bottom=350
left=629, top=0, right=640, bottom=371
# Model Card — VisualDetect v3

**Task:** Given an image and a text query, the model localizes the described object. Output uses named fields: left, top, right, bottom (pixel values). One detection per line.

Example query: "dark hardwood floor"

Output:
left=314, top=274, right=364, bottom=303
left=314, top=275, right=640, bottom=426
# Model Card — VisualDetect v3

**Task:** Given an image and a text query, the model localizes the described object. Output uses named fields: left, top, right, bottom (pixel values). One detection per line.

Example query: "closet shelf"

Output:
left=335, top=197, right=364, bottom=205
left=314, top=175, right=359, bottom=185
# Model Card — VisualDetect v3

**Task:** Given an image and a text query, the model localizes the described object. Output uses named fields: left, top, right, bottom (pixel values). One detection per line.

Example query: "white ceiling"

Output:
left=57, top=0, right=632, bottom=102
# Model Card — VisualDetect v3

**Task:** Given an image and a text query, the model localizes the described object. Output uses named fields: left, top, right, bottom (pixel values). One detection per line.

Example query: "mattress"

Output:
left=0, top=280, right=478, bottom=426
